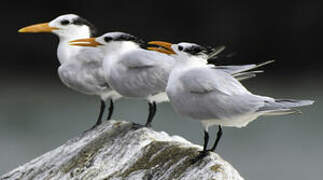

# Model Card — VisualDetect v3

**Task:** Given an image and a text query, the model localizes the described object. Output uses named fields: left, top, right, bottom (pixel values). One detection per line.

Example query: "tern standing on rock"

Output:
left=18, top=14, right=122, bottom=128
left=149, top=41, right=314, bottom=155
left=70, top=32, right=176, bottom=127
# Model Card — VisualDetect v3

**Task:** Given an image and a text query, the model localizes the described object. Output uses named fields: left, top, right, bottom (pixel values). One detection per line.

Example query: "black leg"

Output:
left=145, top=102, right=156, bottom=127
left=107, top=99, right=114, bottom=120
left=191, top=130, right=210, bottom=164
left=92, top=100, right=105, bottom=128
left=210, top=125, right=223, bottom=152
left=192, top=126, right=223, bottom=164
left=152, top=101, right=157, bottom=118
left=202, top=130, right=210, bottom=152
left=151, top=102, right=157, bottom=125
left=145, top=102, right=153, bottom=127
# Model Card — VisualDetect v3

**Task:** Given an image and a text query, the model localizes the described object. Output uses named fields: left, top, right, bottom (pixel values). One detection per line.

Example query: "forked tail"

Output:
left=258, top=98, right=314, bottom=115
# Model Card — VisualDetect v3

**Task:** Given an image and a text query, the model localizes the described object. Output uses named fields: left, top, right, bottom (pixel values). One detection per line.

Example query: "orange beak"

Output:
left=147, top=41, right=176, bottom=55
left=69, top=38, right=103, bottom=47
left=18, top=23, right=58, bottom=33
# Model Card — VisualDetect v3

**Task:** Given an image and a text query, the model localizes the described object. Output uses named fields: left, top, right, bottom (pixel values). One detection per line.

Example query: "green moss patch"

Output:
left=121, top=141, right=200, bottom=179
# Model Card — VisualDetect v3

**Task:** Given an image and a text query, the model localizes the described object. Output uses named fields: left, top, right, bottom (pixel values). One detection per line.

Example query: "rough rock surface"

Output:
left=1, top=120, right=244, bottom=180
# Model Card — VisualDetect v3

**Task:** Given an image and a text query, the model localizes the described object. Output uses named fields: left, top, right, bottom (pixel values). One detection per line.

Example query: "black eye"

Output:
left=60, top=20, right=70, bottom=25
left=178, top=46, right=183, bottom=51
left=104, top=36, right=112, bottom=42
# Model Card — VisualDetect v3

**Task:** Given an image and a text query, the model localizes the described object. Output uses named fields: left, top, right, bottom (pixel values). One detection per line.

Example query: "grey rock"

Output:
left=1, top=120, right=244, bottom=180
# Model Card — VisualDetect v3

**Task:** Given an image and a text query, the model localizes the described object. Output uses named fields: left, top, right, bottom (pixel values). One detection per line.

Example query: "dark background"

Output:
left=2, top=0, right=323, bottom=77
left=0, top=1, right=322, bottom=179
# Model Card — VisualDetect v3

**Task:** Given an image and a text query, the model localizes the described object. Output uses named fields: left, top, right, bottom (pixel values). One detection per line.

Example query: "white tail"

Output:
left=258, top=98, right=314, bottom=115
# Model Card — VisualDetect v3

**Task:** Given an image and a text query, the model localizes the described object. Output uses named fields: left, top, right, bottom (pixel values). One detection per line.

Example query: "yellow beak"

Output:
left=18, top=23, right=58, bottom=33
left=147, top=41, right=176, bottom=55
left=69, top=38, right=102, bottom=47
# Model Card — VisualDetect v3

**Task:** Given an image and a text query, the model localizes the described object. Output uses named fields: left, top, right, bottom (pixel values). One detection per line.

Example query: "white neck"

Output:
left=168, top=56, right=208, bottom=84
left=103, top=41, right=140, bottom=56
left=174, top=55, right=208, bottom=69
left=56, top=30, right=91, bottom=64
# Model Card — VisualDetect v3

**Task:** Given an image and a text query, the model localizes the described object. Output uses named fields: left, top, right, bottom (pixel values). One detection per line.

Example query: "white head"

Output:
left=172, top=42, right=211, bottom=59
left=18, top=14, right=96, bottom=41
left=69, top=32, right=144, bottom=55
left=148, top=41, right=213, bottom=64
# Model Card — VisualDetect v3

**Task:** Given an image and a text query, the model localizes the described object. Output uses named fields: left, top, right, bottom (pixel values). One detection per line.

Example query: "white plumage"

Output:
left=19, top=14, right=122, bottom=127
left=149, top=41, right=314, bottom=154
left=70, top=32, right=175, bottom=126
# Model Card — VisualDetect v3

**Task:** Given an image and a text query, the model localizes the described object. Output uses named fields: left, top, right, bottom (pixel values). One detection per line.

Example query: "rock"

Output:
left=1, top=120, right=244, bottom=180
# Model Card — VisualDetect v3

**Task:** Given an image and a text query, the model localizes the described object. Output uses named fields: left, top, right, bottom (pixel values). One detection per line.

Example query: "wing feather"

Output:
left=119, top=50, right=164, bottom=69
left=107, top=49, right=174, bottom=97
left=214, top=60, right=274, bottom=74
left=179, top=67, right=250, bottom=96
left=170, top=66, right=264, bottom=121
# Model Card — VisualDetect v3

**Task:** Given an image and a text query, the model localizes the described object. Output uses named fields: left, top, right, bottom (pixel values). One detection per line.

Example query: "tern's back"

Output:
left=166, top=66, right=265, bottom=126
left=106, top=49, right=175, bottom=98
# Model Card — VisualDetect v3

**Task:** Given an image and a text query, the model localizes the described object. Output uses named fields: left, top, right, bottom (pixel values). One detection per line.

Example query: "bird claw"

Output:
left=144, top=122, right=152, bottom=128
left=190, top=150, right=211, bottom=164
left=131, top=122, right=145, bottom=130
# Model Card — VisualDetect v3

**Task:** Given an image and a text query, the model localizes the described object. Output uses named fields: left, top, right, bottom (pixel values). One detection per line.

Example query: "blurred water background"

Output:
left=0, top=73, right=321, bottom=179
left=1, top=0, right=323, bottom=179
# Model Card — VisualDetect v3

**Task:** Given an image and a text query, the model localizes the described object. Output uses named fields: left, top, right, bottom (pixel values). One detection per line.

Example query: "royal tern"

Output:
left=149, top=41, right=314, bottom=155
left=18, top=14, right=121, bottom=128
left=70, top=32, right=175, bottom=127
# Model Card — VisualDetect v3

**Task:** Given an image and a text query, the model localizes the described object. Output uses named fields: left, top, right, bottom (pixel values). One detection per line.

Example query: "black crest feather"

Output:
left=72, top=17, right=97, bottom=37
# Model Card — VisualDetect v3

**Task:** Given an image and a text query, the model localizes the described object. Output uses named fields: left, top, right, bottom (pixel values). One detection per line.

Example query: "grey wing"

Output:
left=178, top=68, right=264, bottom=119
left=59, top=64, right=110, bottom=94
left=180, top=67, right=251, bottom=95
left=77, top=49, right=109, bottom=89
left=119, top=50, right=158, bottom=69
left=82, top=63, right=110, bottom=89
left=58, top=47, right=111, bottom=95
left=75, top=48, right=104, bottom=64
left=113, top=50, right=174, bottom=96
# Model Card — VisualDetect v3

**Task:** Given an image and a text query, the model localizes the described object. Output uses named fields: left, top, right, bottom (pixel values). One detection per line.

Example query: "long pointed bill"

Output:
left=18, top=23, right=58, bottom=33
left=69, top=38, right=102, bottom=47
left=147, top=41, right=176, bottom=55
